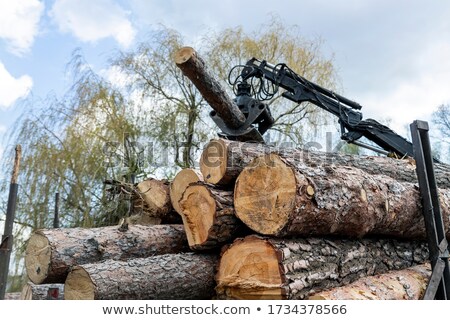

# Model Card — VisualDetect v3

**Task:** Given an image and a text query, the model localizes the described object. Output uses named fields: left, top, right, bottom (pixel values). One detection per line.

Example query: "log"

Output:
left=65, top=253, right=218, bottom=300
left=25, top=224, right=188, bottom=284
left=174, top=47, right=246, bottom=129
left=179, top=182, right=243, bottom=250
left=200, top=138, right=450, bottom=187
left=309, top=264, right=430, bottom=300
left=170, top=168, right=204, bottom=215
left=133, top=178, right=179, bottom=223
left=20, top=282, right=64, bottom=300
left=215, top=235, right=429, bottom=300
left=234, top=153, right=450, bottom=238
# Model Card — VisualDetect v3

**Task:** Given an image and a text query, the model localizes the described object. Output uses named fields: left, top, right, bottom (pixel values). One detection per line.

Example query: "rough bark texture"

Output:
left=179, top=182, right=244, bottom=250
left=309, top=264, right=430, bottom=300
left=216, top=235, right=429, bottom=300
left=234, top=153, right=450, bottom=238
left=25, top=224, right=188, bottom=284
left=174, top=47, right=245, bottom=129
left=3, top=293, right=21, bottom=300
left=170, top=168, right=204, bottom=215
left=65, top=253, right=218, bottom=300
left=20, top=282, right=64, bottom=300
left=200, top=138, right=450, bottom=188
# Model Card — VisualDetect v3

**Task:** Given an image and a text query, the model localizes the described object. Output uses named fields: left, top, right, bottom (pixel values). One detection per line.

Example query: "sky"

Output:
left=1, top=0, right=450, bottom=160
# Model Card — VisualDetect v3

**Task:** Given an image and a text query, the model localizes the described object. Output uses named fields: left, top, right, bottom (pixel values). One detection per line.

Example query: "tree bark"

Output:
left=216, top=235, right=429, bottom=300
left=174, top=47, right=246, bottom=129
left=20, top=282, right=64, bottom=300
left=25, top=224, right=188, bottom=284
left=234, top=153, right=450, bottom=238
left=200, top=138, right=450, bottom=187
left=170, top=168, right=204, bottom=215
left=309, top=264, right=430, bottom=300
left=65, top=253, right=218, bottom=300
left=179, top=182, right=244, bottom=250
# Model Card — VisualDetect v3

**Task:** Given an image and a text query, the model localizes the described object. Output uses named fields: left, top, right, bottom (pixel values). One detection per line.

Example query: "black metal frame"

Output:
left=410, top=120, right=450, bottom=300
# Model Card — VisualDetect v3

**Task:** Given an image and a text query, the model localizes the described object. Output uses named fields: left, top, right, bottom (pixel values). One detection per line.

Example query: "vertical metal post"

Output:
left=0, top=145, right=22, bottom=299
left=410, top=120, right=450, bottom=300
left=53, top=192, right=60, bottom=229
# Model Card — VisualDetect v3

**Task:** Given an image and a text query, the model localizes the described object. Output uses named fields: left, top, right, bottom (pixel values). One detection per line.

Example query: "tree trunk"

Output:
left=216, top=235, right=429, bottom=300
left=25, top=224, right=188, bottom=284
left=174, top=47, right=246, bottom=129
left=65, top=253, right=218, bottom=300
left=234, top=153, right=450, bottom=238
left=200, top=138, right=450, bottom=187
left=170, top=168, right=204, bottom=215
left=309, top=264, right=430, bottom=300
left=179, top=182, right=244, bottom=250
left=20, top=282, right=64, bottom=300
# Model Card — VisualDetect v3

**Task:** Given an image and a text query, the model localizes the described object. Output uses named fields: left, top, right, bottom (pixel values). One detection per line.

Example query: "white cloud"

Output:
left=99, top=65, right=130, bottom=89
left=0, top=0, right=44, bottom=55
left=0, top=62, right=33, bottom=109
left=50, top=0, right=136, bottom=48
left=356, top=38, right=450, bottom=136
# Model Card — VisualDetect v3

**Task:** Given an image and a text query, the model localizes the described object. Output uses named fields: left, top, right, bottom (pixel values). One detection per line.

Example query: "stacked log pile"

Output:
left=22, top=138, right=448, bottom=300
left=21, top=47, right=450, bottom=300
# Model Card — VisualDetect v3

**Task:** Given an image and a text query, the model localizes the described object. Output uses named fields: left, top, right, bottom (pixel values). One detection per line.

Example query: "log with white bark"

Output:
left=233, top=153, right=450, bottom=238
left=25, top=224, right=188, bottom=284
left=309, top=264, right=430, bottom=300
left=20, top=282, right=64, bottom=300
left=216, top=235, right=428, bottom=300
left=170, top=168, right=204, bottom=215
left=179, top=182, right=244, bottom=250
left=200, top=138, right=450, bottom=187
left=65, top=253, right=218, bottom=300
left=174, top=47, right=246, bottom=129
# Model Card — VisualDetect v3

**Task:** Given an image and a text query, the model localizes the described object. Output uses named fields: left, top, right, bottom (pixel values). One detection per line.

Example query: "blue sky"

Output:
left=1, top=0, right=450, bottom=159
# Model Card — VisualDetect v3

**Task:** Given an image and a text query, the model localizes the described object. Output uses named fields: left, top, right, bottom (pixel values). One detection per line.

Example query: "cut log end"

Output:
left=25, top=233, right=51, bottom=284
left=179, top=184, right=215, bottom=247
left=216, top=236, right=283, bottom=300
left=170, top=168, right=203, bottom=215
left=234, top=154, right=297, bottom=235
left=174, top=46, right=196, bottom=65
left=200, top=139, right=228, bottom=185
left=136, top=179, right=172, bottom=218
left=65, top=267, right=95, bottom=300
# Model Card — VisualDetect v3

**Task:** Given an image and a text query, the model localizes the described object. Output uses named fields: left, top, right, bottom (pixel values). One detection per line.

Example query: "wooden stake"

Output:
left=0, top=145, right=22, bottom=299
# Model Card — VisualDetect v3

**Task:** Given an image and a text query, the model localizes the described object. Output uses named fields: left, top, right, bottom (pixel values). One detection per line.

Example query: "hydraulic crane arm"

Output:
left=230, top=58, right=420, bottom=160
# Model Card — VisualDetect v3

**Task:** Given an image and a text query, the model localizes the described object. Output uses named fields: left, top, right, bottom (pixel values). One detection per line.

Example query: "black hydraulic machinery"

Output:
left=212, top=57, right=439, bottom=162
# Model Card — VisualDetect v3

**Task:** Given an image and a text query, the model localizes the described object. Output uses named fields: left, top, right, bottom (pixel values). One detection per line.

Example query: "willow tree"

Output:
left=113, top=29, right=210, bottom=170
left=2, top=52, right=145, bottom=231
